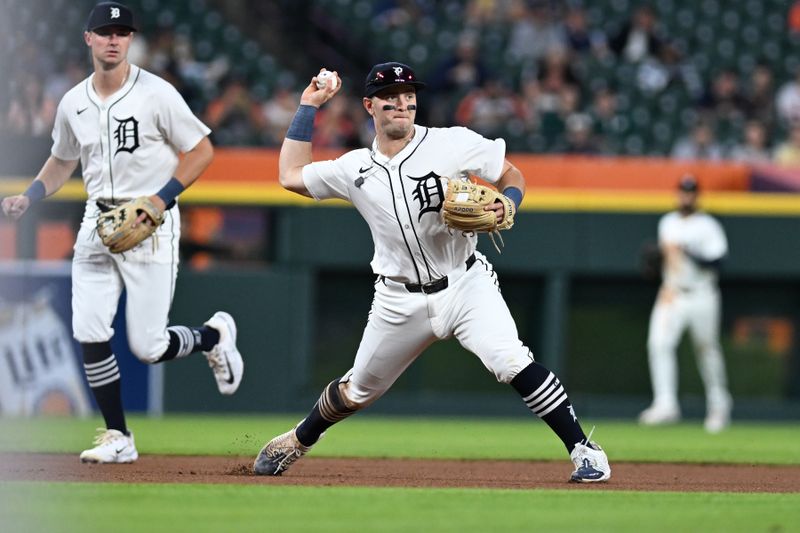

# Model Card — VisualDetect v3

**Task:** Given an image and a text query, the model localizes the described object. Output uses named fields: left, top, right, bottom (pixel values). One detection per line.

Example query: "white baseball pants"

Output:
left=71, top=201, right=180, bottom=363
left=339, top=252, right=534, bottom=407
left=646, top=286, right=732, bottom=412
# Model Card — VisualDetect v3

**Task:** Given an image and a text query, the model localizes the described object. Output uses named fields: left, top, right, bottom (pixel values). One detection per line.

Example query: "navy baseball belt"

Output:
left=403, top=253, right=477, bottom=294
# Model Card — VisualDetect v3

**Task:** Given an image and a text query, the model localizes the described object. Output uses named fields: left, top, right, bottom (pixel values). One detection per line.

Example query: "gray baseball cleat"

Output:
left=569, top=440, right=611, bottom=483
left=203, top=311, right=244, bottom=395
left=253, top=425, right=317, bottom=476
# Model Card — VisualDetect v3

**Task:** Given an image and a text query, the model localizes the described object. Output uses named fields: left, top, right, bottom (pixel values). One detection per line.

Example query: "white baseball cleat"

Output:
left=203, top=311, right=244, bottom=395
left=569, top=440, right=611, bottom=483
left=80, top=428, right=138, bottom=463
left=704, top=408, right=731, bottom=434
left=638, top=404, right=681, bottom=426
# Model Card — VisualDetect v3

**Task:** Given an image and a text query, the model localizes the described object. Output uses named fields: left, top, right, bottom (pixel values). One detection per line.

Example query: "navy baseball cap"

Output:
left=678, top=174, right=699, bottom=192
left=364, top=62, right=426, bottom=97
left=86, top=2, right=138, bottom=32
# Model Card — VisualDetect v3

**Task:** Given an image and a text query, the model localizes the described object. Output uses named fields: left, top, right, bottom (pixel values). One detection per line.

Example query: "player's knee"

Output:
left=338, top=380, right=380, bottom=410
left=128, top=337, right=169, bottom=364
left=485, top=349, right=534, bottom=384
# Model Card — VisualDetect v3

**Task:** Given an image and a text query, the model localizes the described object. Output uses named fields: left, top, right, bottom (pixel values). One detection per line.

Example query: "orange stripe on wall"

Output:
left=203, top=149, right=750, bottom=191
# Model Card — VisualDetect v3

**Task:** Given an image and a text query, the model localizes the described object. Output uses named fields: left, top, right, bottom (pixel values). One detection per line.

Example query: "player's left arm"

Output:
left=683, top=218, right=728, bottom=270
left=148, top=136, right=214, bottom=212
left=486, top=159, right=525, bottom=223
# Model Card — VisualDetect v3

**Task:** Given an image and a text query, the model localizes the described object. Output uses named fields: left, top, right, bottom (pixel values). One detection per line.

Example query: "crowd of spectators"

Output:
left=3, top=0, right=800, bottom=166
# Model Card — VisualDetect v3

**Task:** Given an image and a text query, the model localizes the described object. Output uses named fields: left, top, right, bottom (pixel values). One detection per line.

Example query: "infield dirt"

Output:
left=1, top=453, right=797, bottom=492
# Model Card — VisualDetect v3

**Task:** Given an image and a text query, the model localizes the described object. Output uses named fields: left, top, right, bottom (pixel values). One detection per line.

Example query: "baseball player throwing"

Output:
left=252, top=62, right=611, bottom=482
left=1, top=2, right=243, bottom=462
left=639, top=175, right=732, bottom=433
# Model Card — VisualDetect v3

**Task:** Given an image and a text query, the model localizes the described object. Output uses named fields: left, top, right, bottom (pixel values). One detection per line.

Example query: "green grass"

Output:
left=1, top=415, right=798, bottom=464
left=1, top=482, right=799, bottom=533
left=2, top=415, right=798, bottom=533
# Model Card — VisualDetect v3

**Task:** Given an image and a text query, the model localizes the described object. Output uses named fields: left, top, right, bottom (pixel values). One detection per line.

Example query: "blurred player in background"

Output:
left=639, top=175, right=732, bottom=433
left=1, top=2, right=243, bottom=462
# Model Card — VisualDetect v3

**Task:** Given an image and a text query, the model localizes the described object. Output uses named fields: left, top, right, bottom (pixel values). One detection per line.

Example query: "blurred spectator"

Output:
left=373, top=0, right=431, bottom=29
left=742, top=63, right=776, bottom=128
left=505, top=0, right=565, bottom=64
left=671, top=122, right=724, bottom=160
left=789, top=1, right=800, bottom=33
left=261, top=85, right=300, bottom=146
left=538, top=84, right=581, bottom=148
left=562, top=6, right=608, bottom=58
left=562, top=113, right=598, bottom=154
left=455, top=79, right=524, bottom=138
left=429, top=32, right=489, bottom=95
left=729, top=120, right=772, bottom=164
left=313, top=94, right=360, bottom=149
left=204, top=77, right=264, bottom=146
left=538, top=45, right=580, bottom=90
left=609, top=4, right=665, bottom=63
left=698, top=69, right=746, bottom=123
left=524, top=46, right=580, bottom=115
left=44, top=58, right=88, bottom=107
left=773, top=124, right=800, bottom=166
left=590, top=88, right=625, bottom=153
left=465, top=0, right=515, bottom=26
left=776, top=67, right=800, bottom=126
left=636, top=42, right=684, bottom=94
left=5, top=73, right=53, bottom=136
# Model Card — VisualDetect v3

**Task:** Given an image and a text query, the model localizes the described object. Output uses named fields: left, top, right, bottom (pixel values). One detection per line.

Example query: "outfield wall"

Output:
left=159, top=207, right=800, bottom=418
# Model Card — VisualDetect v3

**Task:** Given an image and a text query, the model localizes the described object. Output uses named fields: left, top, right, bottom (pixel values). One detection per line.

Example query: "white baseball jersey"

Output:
left=658, top=211, right=727, bottom=291
left=301, top=124, right=533, bottom=404
left=51, top=64, right=210, bottom=200
left=53, top=65, right=210, bottom=361
left=303, top=124, right=505, bottom=283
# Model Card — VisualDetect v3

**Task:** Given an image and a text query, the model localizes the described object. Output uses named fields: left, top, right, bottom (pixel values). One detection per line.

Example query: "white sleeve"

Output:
left=448, top=127, right=506, bottom=183
left=155, top=84, right=211, bottom=152
left=657, top=214, right=672, bottom=244
left=302, top=158, right=352, bottom=202
left=699, top=217, right=728, bottom=260
left=50, top=100, right=80, bottom=161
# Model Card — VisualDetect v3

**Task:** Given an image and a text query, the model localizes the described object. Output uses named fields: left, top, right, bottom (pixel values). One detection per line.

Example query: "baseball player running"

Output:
left=639, top=175, right=732, bottom=433
left=1, top=2, right=243, bottom=462
left=252, top=62, right=611, bottom=482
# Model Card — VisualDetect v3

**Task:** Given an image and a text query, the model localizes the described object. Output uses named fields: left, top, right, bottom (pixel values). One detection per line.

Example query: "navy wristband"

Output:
left=156, top=177, right=185, bottom=207
left=286, top=104, right=317, bottom=142
left=23, top=180, right=46, bottom=203
left=502, top=186, right=523, bottom=211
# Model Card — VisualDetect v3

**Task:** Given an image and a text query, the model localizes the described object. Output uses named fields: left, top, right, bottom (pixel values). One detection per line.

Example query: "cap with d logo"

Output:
left=86, top=2, right=138, bottom=32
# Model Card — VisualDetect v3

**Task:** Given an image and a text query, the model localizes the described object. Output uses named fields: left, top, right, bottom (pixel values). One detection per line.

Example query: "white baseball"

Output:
left=316, top=70, right=338, bottom=90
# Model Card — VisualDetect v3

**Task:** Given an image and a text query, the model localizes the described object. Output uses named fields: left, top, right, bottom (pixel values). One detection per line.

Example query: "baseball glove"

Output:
left=442, top=179, right=515, bottom=252
left=96, top=196, right=164, bottom=253
left=639, top=241, right=663, bottom=281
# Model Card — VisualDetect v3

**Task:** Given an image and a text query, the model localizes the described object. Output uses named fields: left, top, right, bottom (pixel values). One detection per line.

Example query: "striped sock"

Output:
left=157, top=325, right=220, bottom=362
left=82, top=342, right=127, bottom=434
left=295, top=379, right=358, bottom=447
left=511, top=362, right=587, bottom=452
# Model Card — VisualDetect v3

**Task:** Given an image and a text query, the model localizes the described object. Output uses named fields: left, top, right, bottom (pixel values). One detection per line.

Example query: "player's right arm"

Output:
left=1, top=155, right=78, bottom=220
left=279, top=70, right=341, bottom=197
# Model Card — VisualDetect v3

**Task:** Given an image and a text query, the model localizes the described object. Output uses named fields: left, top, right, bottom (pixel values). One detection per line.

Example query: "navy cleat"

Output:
left=569, top=440, right=611, bottom=483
